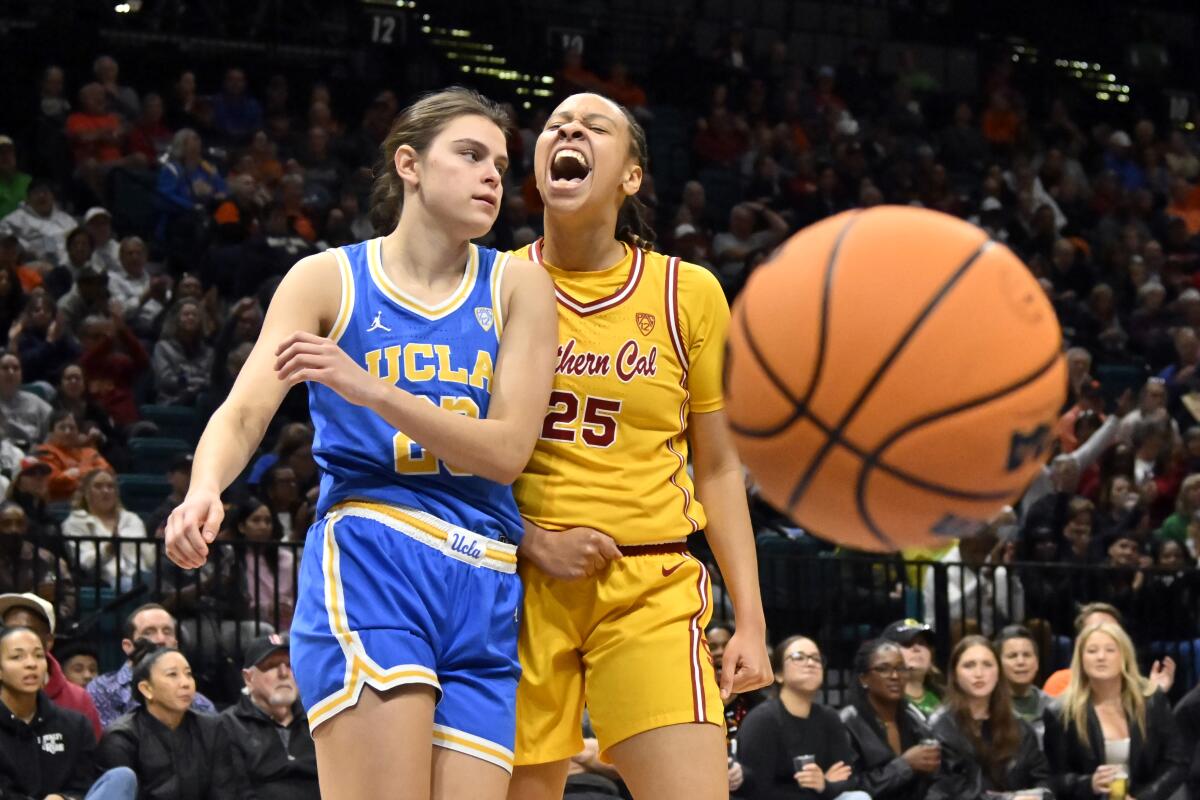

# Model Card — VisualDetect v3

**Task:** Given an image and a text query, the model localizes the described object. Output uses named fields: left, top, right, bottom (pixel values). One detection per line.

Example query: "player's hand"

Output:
left=520, top=522, right=621, bottom=580
left=1150, top=656, right=1176, bottom=693
left=728, top=761, right=744, bottom=792
left=719, top=629, right=773, bottom=700
left=165, top=488, right=224, bottom=569
left=275, top=330, right=377, bottom=406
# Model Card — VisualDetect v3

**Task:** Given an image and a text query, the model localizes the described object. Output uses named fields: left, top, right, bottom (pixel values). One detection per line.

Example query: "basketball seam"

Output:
left=785, top=236, right=994, bottom=539
left=727, top=211, right=861, bottom=436
left=855, top=347, right=1065, bottom=546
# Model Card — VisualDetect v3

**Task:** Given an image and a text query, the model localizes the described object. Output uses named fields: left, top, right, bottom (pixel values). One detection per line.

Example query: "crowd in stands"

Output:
left=0, top=10, right=1197, bottom=798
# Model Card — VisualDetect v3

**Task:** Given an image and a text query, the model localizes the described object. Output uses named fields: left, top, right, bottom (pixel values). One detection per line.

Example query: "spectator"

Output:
left=839, top=639, right=938, bottom=800
left=926, top=636, right=1052, bottom=800
left=55, top=364, right=120, bottom=463
left=6, top=456, right=56, bottom=540
left=0, top=498, right=75, bottom=620
left=77, top=208, right=120, bottom=273
left=0, top=180, right=77, bottom=264
left=77, top=309, right=150, bottom=429
left=711, top=201, right=788, bottom=287
left=736, top=636, right=863, bottom=799
left=34, top=408, right=113, bottom=501
left=0, top=352, right=52, bottom=447
left=155, top=128, right=227, bottom=245
left=87, top=603, right=216, bottom=729
left=0, top=237, right=27, bottom=328
left=221, top=634, right=319, bottom=800
left=148, top=453, right=190, bottom=536
left=96, top=642, right=247, bottom=799
left=231, top=496, right=295, bottom=632
left=127, top=93, right=172, bottom=164
left=0, top=135, right=31, bottom=219
left=211, top=68, right=263, bottom=146
left=59, top=262, right=112, bottom=335
left=0, top=626, right=139, bottom=800
left=1041, top=603, right=1171, bottom=699
left=58, top=641, right=101, bottom=690
left=66, top=83, right=130, bottom=201
left=0, top=592, right=103, bottom=738
left=258, top=463, right=302, bottom=541
left=996, top=625, right=1057, bottom=746
left=1119, top=378, right=1181, bottom=446
left=1157, top=473, right=1200, bottom=545
left=1046, top=622, right=1187, bottom=799
left=922, top=523, right=1023, bottom=638
left=109, top=237, right=169, bottom=338
left=151, top=298, right=212, bottom=406
left=880, top=619, right=944, bottom=719
left=62, top=468, right=153, bottom=591
left=10, top=290, right=80, bottom=385
left=92, top=55, right=140, bottom=123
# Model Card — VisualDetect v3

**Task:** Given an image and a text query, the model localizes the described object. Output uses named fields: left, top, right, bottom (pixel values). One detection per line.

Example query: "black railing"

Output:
left=5, top=533, right=1198, bottom=704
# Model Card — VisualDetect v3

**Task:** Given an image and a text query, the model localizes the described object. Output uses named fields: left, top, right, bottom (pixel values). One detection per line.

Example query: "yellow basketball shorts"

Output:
left=513, top=543, right=725, bottom=765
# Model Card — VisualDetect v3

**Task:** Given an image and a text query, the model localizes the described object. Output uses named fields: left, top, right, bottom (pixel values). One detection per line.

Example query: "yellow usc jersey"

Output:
left=511, top=239, right=730, bottom=545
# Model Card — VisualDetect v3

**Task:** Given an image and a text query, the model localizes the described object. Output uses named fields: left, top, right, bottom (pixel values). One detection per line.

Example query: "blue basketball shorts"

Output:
left=290, top=499, right=522, bottom=772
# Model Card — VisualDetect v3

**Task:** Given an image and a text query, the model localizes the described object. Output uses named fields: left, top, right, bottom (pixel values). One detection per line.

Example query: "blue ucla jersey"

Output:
left=308, top=237, right=523, bottom=542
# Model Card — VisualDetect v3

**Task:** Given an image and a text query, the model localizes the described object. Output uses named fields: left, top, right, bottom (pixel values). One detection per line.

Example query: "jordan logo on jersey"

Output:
left=474, top=307, right=494, bottom=332
left=367, top=311, right=391, bottom=333
left=636, top=312, right=655, bottom=336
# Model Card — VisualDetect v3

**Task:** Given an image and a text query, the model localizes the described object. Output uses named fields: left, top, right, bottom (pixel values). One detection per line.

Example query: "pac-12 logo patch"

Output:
left=635, top=312, right=655, bottom=336
left=475, top=307, right=495, bottom=332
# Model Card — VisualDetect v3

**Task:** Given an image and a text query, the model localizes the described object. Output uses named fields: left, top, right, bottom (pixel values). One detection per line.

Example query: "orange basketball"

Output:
left=725, top=206, right=1066, bottom=552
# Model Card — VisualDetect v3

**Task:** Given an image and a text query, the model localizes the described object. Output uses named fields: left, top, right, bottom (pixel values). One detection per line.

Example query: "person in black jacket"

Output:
left=734, top=635, right=866, bottom=799
left=838, top=639, right=939, bottom=800
left=221, top=634, right=318, bottom=800
left=95, top=641, right=246, bottom=800
left=0, top=626, right=137, bottom=800
left=927, top=635, right=1053, bottom=800
left=1175, top=680, right=1200, bottom=800
left=1046, top=622, right=1188, bottom=800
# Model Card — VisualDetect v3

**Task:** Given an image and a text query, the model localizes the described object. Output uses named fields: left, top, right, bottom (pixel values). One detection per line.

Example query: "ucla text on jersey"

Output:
left=308, top=238, right=522, bottom=542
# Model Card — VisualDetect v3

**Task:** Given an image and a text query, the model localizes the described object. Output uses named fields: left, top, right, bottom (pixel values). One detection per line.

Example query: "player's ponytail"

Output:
left=614, top=104, right=657, bottom=251
left=370, top=87, right=512, bottom=234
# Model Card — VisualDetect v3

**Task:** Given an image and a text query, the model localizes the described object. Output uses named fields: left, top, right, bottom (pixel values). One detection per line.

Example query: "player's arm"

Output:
left=682, top=261, right=772, bottom=696
left=275, top=257, right=558, bottom=485
left=166, top=251, right=339, bottom=568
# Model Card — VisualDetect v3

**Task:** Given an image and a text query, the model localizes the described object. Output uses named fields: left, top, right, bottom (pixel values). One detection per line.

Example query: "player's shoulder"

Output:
left=649, top=250, right=726, bottom=307
left=499, top=255, right=554, bottom=302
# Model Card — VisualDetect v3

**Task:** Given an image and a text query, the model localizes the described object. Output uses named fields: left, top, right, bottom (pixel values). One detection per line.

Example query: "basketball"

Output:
left=725, top=206, right=1066, bottom=552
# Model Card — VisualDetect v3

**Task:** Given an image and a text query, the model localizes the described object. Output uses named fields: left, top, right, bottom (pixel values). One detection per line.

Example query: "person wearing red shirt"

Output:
left=78, top=305, right=149, bottom=429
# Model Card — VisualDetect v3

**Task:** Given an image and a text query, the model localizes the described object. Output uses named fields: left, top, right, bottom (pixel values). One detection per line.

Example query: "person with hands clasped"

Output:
left=165, top=87, right=557, bottom=800
left=839, top=640, right=939, bottom=800
left=1045, top=623, right=1187, bottom=800
left=735, top=636, right=867, bottom=799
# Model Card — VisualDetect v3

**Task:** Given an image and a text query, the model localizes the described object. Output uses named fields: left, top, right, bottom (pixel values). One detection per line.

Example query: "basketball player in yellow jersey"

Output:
left=506, top=92, right=773, bottom=800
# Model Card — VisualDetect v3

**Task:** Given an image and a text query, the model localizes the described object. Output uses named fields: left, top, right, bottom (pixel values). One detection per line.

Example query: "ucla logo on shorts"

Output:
left=475, top=307, right=495, bottom=332
left=443, top=529, right=488, bottom=567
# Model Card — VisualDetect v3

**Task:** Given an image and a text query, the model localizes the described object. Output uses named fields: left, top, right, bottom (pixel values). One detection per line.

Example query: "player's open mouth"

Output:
left=549, top=146, right=592, bottom=190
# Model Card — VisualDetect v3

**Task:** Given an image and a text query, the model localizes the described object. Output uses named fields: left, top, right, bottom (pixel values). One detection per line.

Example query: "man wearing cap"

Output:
left=0, top=592, right=103, bottom=739
left=56, top=207, right=119, bottom=273
left=0, top=135, right=31, bottom=219
left=0, top=498, right=75, bottom=619
left=86, top=603, right=216, bottom=729
left=881, top=619, right=942, bottom=718
left=222, top=634, right=319, bottom=800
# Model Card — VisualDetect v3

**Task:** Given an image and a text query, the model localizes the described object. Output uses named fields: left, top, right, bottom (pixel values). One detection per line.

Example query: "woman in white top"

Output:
left=62, top=467, right=154, bottom=590
left=1046, top=622, right=1187, bottom=800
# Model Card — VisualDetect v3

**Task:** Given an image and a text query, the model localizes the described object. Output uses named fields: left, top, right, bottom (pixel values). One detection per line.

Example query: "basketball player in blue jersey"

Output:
left=164, top=88, right=557, bottom=800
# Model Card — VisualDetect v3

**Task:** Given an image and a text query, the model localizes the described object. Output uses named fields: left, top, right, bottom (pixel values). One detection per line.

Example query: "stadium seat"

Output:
left=138, top=404, right=203, bottom=443
left=20, top=383, right=54, bottom=403
left=117, top=473, right=172, bottom=514
left=128, top=437, right=192, bottom=474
